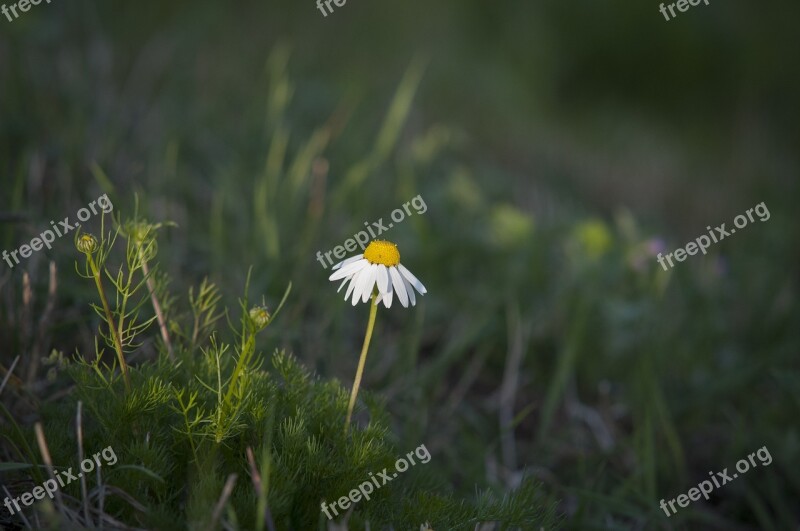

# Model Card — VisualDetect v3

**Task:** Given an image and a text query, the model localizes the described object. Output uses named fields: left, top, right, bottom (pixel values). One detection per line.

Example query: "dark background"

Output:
left=1, top=0, right=799, bottom=528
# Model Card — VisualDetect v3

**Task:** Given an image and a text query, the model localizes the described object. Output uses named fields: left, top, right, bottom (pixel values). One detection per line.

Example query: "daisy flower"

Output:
left=328, top=239, right=426, bottom=432
left=328, top=240, right=427, bottom=308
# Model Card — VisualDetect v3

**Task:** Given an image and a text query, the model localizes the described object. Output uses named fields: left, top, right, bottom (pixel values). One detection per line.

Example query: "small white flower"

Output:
left=328, top=240, right=427, bottom=308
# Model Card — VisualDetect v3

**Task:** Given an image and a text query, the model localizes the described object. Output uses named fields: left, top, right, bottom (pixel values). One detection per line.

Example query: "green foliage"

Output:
left=1, top=8, right=797, bottom=529
left=5, top=218, right=559, bottom=530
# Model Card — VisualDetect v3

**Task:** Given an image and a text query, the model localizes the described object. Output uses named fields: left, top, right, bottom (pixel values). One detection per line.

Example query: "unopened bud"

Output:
left=128, top=222, right=151, bottom=245
left=76, top=234, right=98, bottom=254
left=249, top=306, right=270, bottom=330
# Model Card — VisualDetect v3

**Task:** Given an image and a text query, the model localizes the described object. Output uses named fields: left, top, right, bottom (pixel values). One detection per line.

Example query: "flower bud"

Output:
left=128, top=222, right=151, bottom=245
left=249, top=306, right=271, bottom=330
left=76, top=234, right=98, bottom=254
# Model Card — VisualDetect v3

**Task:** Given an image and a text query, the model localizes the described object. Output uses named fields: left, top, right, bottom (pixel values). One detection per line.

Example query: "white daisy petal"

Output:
left=374, top=292, right=383, bottom=305
left=361, top=265, right=378, bottom=303
left=389, top=267, right=409, bottom=308
left=376, top=265, right=389, bottom=298
left=329, top=258, right=368, bottom=281
left=398, top=263, right=426, bottom=295
left=332, top=254, right=364, bottom=271
left=383, top=278, right=393, bottom=308
left=352, top=266, right=373, bottom=306
left=337, top=277, right=350, bottom=293
left=401, top=274, right=416, bottom=306
left=345, top=267, right=364, bottom=303
left=352, top=266, right=370, bottom=305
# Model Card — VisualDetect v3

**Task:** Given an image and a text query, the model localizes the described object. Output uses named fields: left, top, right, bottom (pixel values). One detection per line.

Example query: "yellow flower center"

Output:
left=363, top=240, right=400, bottom=266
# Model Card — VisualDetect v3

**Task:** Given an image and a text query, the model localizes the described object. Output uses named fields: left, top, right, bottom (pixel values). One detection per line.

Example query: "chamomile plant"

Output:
left=329, top=239, right=427, bottom=431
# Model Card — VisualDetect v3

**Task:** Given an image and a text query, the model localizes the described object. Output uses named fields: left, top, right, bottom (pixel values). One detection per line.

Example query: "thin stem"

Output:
left=344, top=292, right=379, bottom=433
left=215, top=332, right=255, bottom=442
left=140, top=252, right=174, bottom=360
left=222, top=333, right=255, bottom=408
left=88, top=255, right=131, bottom=392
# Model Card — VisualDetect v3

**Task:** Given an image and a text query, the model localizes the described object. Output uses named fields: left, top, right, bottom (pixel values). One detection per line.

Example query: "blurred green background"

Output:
left=1, top=0, right=799, bottom=528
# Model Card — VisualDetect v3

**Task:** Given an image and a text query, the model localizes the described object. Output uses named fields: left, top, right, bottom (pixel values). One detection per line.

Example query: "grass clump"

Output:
left=0, top=212, right=559, bottom=530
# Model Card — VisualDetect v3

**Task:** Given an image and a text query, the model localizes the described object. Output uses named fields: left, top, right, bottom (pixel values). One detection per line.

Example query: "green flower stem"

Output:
left=215, top=332, right=256, bottom=442
left=222, top=333, right=255, bottom=408
left=87, top=254, right=131, bottom=392
left=345, top=292, right=378, bottom=433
